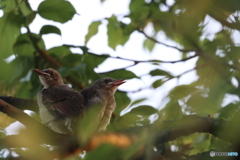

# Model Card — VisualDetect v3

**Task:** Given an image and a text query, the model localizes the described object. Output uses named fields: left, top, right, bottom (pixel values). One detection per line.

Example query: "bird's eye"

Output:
left=104, top=79, right=109, bottom=83
left=43, top=70, right=53, bottom=76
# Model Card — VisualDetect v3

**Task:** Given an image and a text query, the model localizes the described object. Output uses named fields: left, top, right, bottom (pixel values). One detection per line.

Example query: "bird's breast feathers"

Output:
left=37, top=90, right=55, bottom=124
left=37, top=89, right=74, bottom=134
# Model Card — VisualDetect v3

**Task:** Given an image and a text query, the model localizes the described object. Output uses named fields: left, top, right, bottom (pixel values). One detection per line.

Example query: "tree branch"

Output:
left=153, top=115, right=240, bottom=148
left=0, top=99, right=73, bottom=144
left=0, top=98, right=239, bottom=159
left=0, top=99, right=81, bottom=158
left=0, top=96, right=38, bottom=112
left=0, top=99, right=52, bottom=134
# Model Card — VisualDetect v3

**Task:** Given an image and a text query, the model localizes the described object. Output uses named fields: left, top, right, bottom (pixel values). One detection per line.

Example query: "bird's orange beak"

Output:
left=111, top=79, right=126, bottom=86
left=33, top=69, right=48, bottom=76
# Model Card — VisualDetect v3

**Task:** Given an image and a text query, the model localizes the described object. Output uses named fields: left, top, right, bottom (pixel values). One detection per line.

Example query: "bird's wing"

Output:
left=80, top=86, right=104, bottom=108
left=41, top=85, right=85, bottom=119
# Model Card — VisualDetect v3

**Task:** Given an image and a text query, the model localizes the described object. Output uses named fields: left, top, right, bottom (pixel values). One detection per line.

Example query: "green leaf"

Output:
left=0, top=60, right=16, bottom=82
left=59, top=64, right=85, bottom=79
left=0, top=56, right=32, bottom=85
left=118, top=23, right=134, bottom=46
left=13, top=38, right=35, bottom=57
left=83, top=53, right=109, bottom=80
left=48, top=46, right=71, bottom=57
left=85, top=21, right=101, bottom=44
left=62, top=44, right=89, bottom=53
left=107, top=15, right=123, bottom=49
left=143, top=38, right=155, bottom=52
left=196, top=57, right=224, bottom=88
left=159, top=100, right=183, bottom=120
left=78, top=46, right=89, bottom=53
left=218, top=103, right=239, bottom=120
left=13, top=33, right=45, bottom=56
left=0, top=5, right=6, bottom=10
left=168, top=85, right=198, bottom=100
left=18, top=0, right=32, bottom=16
left=115, top=105, right=155, bottom=128
left=26, top=11, right=37, bottom=25
left=60, top=53, right=82, bottom=67
left=40, top=25, right=61, bottom=35
left=209, top=134, right=226, bottom=150
left=14, top=82, right=32, bottom=98
left=129, top=105, right=157, bottom=116
left=152, top=79, right=164, bottom=88
left=114, top=91, right=130, bottom=115
left=150, top=69, right=173, bottom=77
left=85, top=144, right=122, bottom=160
left=84, top=53, right=108, bottom=67
left=38, top=0, right=76, bottom=23
left=30, top=71, right=43, bottom=98
left=0, top=112, right=15, bottom=128
left=0, top=12, right=22, bottom=59
left=129, top=6, right=150, bottom=28
left=115, top=113, right=143, bottom=128
left=104, top=69, right=137, bottom=79
left=186, top=95, right=218, bottom=115
left=130, top=98, right=147, bottom=106
left=129, top=0, right=145, bottom=12
left=0, top=0, right=15, bottom=12
left=9, top=56, right=33, bottom=83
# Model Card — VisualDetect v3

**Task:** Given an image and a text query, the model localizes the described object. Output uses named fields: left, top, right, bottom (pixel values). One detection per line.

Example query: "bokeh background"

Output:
left=1, top=0, right=240, bottom=159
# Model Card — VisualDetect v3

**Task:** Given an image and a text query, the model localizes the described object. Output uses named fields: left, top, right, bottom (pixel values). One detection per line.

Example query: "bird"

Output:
left=80, top=77, right=126, bottom=131
left=33, top=68, right=85, bottom=134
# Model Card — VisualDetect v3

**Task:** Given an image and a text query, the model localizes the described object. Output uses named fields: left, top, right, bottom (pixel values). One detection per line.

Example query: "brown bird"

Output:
left=33, top=68, right=85, bottom=134
left=80, top=77, right=126, bottom=131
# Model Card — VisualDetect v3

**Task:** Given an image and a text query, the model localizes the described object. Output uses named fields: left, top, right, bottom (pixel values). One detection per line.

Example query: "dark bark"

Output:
left=0, top=96, right=38, bottom=112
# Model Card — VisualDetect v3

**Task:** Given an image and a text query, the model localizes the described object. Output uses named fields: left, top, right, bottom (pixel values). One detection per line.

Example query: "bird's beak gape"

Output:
left=109, top=79, right=126, bottom=86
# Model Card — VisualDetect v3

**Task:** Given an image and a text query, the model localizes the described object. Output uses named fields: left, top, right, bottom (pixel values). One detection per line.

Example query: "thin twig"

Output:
left=110, top=54, right=197, bottom=63
left=175, top=63, right=208, bottom=78
left=138, top=29, right=197, bottom=53
left=98, top=63, right=136, bottom=75
left=88, top=52, right=198, bottom=64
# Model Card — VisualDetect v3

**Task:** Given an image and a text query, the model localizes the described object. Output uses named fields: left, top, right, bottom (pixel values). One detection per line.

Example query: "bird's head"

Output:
left=33, top=68, right=64, bottom=88
left=93, top=77, right=126, bottom=93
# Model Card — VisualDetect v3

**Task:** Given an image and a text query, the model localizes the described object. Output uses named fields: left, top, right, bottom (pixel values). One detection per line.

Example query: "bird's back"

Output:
left=38, top=85, right=85, bottom=134
left=42, top=85, right=85, bottom=118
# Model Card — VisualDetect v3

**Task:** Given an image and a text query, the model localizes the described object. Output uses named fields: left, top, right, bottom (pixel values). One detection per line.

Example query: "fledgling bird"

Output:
left=80, top=77, right=126, bottom=131
left=33, top=68, right=85, bottom=134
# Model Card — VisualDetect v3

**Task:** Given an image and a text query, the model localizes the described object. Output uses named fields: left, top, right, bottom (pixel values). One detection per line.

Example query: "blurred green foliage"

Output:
left=0, top=0, right=240, bottom=159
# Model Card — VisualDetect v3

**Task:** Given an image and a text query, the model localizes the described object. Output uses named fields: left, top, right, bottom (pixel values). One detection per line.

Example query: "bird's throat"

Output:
left=39, top=76, right=49, bottom=89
